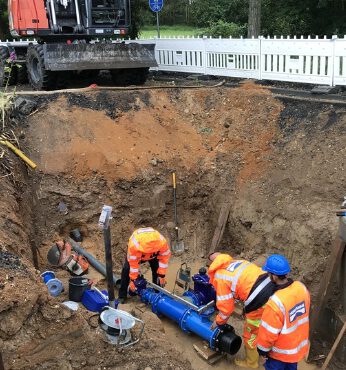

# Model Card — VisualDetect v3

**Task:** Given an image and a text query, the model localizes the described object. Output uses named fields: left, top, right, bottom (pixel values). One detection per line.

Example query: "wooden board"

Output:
left=321, top=320, right=346, bottom=370
left=309, top=237, right=345, bottom=343
left=209, top=202, right=231, bottom=254
left=193, top=343, right=226, bottom=364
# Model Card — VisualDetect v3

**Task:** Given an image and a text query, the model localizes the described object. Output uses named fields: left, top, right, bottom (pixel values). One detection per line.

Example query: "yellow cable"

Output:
left=0, top=140, right=37, bottom=169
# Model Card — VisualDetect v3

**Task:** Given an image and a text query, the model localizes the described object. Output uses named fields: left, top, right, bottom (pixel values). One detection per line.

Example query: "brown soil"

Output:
left=1, top=81, right=345, bottom=369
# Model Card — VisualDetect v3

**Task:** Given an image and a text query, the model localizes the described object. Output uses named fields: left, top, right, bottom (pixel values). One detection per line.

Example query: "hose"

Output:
left=0, top=140, right=37, bottom=169
left=7, top=80, right=225, bottom=96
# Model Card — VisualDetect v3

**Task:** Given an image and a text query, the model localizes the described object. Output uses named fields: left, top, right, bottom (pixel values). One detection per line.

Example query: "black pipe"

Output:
left=103, top=226, right=115, bottom=307
left=68, top=238, right=121, bottom=286
left=216, top=325, right=242, bottom=355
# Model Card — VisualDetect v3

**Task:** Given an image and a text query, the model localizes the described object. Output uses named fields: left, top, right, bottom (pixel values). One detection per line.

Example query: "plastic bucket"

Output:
left=69, top=277, right=90, bottom=302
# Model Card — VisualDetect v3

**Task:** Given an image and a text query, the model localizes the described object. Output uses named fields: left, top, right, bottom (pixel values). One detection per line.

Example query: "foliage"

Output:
left=139, top=25, right=199, bottom=38
left=198, top=21, right=246, bottom=38
left=0, top=54, right=19, bottom=129
left=0, top=0, right=10, bottom=40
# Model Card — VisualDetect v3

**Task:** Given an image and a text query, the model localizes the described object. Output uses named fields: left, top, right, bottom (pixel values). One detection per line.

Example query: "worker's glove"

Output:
left=129, top=280, right=137, bottom=294
left=157, top=275, right=166, bottom=288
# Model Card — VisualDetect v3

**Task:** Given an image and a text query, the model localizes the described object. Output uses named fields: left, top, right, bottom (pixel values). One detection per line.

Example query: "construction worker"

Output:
left=208, top=252, right=276, bottom=369
left=257, top=254, right=310, bottom=370
left=118, top=227, right=171, bottom=303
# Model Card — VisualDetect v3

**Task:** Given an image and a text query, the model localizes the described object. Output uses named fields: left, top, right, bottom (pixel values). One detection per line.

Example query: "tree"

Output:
left=248, top=0, right=261, bottom=37
left=0, top=0, right=10, bottom=40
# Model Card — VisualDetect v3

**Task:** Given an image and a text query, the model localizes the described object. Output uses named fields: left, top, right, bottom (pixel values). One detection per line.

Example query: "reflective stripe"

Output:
left=159, top=249, right=171, bottom=256
left=270, top=294, right=286, bottom=317
left=244, top=276, right=271, bottom=307
left=257, top=344, right=272, bottom=352
left=219, top=312, right=230, bottom=320
left=229, top=261, right=251, bottom=293
left=261, top=320, right=281, bottom=335
left=217, top=293, right=234, bottom=301
left=136, top=227, right=155, bottom=234
left=131, top=236, right=140, bottom=249
left=130, top=268, right=139, bottom=273
left=215, top=262, right=251, bottom=294
left=272, top=339, right=309, bottom=355
left=281, top=316, right=309, bottom=335
left=127, top=255, right=137, bottom=260
left=159, top=262, right=168, bottom=268
left=246, top=318, right=261, bottom=327
left=215, top=273, right=233, bottom=282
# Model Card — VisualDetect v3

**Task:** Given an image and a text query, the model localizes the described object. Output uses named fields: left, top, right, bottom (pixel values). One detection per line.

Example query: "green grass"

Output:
left=139, top=25, right=200, bottom=39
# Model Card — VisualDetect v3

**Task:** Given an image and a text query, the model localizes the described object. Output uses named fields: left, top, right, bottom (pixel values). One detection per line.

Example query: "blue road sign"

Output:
left=149, top=0, right=163, bottom=12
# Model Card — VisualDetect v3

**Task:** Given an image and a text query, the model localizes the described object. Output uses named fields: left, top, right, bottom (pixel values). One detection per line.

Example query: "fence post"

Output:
left=203, top=36, right=207, bottom=75
left=259, top=36, right=263, bottom=81
left=331, top=35, right=338, bottom=87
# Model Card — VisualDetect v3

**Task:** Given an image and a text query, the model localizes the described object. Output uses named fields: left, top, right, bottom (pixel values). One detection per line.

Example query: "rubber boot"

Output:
left=235, top=347, right=259, bottom=369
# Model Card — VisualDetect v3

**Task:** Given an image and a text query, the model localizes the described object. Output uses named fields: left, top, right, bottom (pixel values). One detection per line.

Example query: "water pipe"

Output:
left=68, top=238, right=121, bottom=287
left=41, top=271, right=64, bottom=297
left=139, top=282, right=241, bottom=355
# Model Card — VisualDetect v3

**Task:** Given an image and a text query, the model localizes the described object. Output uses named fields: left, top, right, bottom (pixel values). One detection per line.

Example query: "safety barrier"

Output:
left=135, top=35, right=346, bottom=86
left=2, top=36, right=346, bottom=86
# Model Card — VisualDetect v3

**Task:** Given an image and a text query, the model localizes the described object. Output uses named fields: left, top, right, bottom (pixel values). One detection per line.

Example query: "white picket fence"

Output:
left=137, top=35, right=346, bottom=86
left=2, top=35, right=346, bottom=86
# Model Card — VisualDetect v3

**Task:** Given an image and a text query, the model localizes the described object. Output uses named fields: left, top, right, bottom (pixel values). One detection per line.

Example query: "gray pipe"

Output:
left=68, top=238, right=121, bottom=287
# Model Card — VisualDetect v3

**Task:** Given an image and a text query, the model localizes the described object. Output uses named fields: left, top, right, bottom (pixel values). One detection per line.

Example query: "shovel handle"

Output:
left=172, top=172, right=178, bottom=229
left=172, top=172, right=176, bottom=189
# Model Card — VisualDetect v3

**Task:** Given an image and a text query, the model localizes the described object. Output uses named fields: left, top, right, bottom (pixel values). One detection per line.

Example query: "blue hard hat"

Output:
left=263, top=254, right=291, bottom=275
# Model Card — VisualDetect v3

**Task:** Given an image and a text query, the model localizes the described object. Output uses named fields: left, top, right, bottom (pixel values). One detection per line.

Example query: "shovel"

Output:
left=172, top=172, right=185, bottom=253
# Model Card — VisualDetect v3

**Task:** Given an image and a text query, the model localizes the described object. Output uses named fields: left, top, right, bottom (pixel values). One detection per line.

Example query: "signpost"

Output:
left=149, top=0, right=164, bottom=38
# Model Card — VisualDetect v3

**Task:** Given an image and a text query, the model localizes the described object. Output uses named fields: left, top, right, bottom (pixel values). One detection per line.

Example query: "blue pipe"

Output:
left=140, top=287, right=241, bottom=354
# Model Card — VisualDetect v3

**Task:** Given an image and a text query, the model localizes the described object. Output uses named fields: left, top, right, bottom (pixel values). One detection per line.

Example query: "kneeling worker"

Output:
left=118, top=227, right=171, bottom=303
left=257, top=254, right=310, bottom=370
left=208, top=252, right=276, bottom=369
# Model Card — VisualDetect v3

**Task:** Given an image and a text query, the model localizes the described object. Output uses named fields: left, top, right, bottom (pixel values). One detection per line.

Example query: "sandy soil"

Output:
left=1, top=82, right=345, bottom=369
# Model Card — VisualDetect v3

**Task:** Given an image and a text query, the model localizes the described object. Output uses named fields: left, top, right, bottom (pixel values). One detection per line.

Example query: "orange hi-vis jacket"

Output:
left=208, top=254, right=267, bottom=325
left=257, top=281, right=310, bottom=363
left=127, top=228, right=171, bottom=281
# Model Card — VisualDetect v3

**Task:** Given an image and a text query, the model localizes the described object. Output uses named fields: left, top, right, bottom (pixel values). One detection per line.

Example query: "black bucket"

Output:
left=69, top=277, right=90, bottom=302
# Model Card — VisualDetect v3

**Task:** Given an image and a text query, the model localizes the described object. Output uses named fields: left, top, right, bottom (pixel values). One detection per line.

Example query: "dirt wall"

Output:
left=1, top=83, right=346, bottom=369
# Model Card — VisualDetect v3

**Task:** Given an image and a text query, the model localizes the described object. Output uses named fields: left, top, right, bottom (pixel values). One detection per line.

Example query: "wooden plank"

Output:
left=0, top=352, right=4, bottom=370
left=321, top=320, right=346, bottom=370
left=310, top=237, right=345, bottom=339
left=209, top=202, right=231, bottom=254
left=193, top=343, right=219, bottom=360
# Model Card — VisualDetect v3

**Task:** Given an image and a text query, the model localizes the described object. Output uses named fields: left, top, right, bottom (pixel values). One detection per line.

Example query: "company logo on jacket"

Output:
left=289, top=301, right=306, bottom=322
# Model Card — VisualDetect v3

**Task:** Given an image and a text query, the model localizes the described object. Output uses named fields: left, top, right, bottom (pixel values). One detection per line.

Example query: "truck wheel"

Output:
left=0, top=46, right=17, bottom=87
left=26, top=45, right=56, bottom=90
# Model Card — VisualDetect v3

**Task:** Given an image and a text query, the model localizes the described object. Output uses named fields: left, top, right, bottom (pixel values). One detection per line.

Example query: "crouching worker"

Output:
left=257, top=254, right=310, bottom=370
left=118, top=227, right=171, bottom=303
left=208, top=253, right=276, bottom=369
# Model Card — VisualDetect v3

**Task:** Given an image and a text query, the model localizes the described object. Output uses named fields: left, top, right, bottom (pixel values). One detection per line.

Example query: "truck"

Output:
left=0, top=1, right=157, bottom=90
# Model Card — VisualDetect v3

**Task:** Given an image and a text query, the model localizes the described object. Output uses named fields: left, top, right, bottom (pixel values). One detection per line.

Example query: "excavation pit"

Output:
left=0, top=82, right=345, bottom=369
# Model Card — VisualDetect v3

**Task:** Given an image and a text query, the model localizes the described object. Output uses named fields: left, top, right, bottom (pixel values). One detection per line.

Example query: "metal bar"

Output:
left=156, top=12, right=160, bottom=38
left=146, top=281, right=214, bottom=313
left=104, top=226, right=115, bottom=307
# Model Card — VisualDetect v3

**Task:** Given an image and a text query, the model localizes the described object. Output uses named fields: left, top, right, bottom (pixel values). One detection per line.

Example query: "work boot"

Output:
left=235, top=347, right=259, bottom=368
left=118, top=297, right=126, bottom=304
